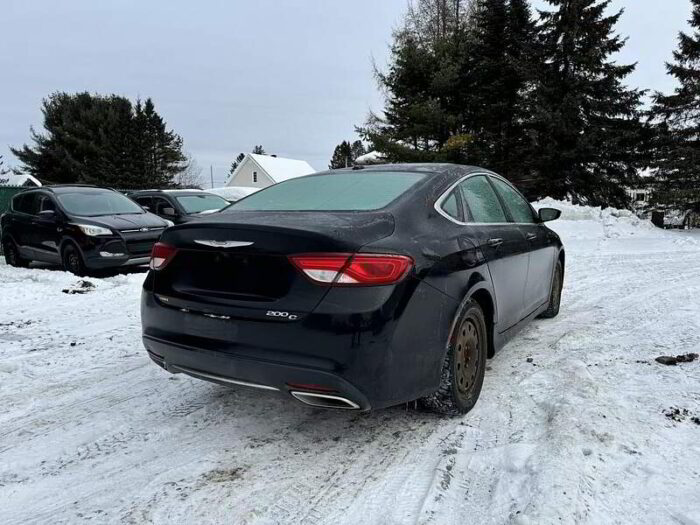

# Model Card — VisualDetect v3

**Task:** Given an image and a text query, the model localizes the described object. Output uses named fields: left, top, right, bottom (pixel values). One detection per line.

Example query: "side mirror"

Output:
left=162, top=207, right=176, bottom=216
left=538, top=208, right=561, bottom=223
left=38, top=209, right=56, bottom=218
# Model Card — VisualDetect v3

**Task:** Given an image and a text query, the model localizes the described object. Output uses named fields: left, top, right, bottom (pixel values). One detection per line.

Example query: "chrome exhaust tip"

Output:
left=290, top=391, right=361, bottom=410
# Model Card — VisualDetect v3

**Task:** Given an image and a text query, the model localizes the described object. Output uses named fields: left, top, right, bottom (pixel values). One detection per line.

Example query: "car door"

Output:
left=458, top=175, right=530, bottom=332
left=489, top=175, right=555, bottom=315
left=152, top=196, right=182, bottom=223
left=31, top=194, right=62, bottom=263
left=11, top=192, right=39, bottom=257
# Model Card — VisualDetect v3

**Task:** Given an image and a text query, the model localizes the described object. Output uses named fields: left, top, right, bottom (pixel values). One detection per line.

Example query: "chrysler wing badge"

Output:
left=194, top=240, right=254, bottom=248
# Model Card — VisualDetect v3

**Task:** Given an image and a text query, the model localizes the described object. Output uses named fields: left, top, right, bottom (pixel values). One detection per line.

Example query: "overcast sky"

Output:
left=0, top=0, right=693, bottom=186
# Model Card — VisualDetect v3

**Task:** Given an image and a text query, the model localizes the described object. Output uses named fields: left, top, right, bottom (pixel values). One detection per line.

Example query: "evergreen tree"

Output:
left=11, top=92, right=186, bottom=189
left=464, top=0, right=540, bottom=185
left=0, top=155, right=9, bottom=175
left=650, top=0, right=700, bottom=209
left=530, top=0, right=645, bottom=206
left=359, top=0, right=471, bottom=163
left=329, top=140, right=366, bottom=169
left=252, top=145, right=266, bottom=155
left=229, top=152, right=245, bottom=177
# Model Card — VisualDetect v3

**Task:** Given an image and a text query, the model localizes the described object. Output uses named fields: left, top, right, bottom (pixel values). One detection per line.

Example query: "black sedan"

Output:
left=141, top=164, right=564, bottom=415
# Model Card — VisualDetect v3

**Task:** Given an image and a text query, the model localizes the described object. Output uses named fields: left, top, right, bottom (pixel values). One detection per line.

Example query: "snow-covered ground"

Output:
left=1, top=201, right=699, bottom=525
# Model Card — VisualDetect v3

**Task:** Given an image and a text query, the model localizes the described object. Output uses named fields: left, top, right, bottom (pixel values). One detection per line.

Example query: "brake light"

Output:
left=289, top=253, right=413, bottom=286
left=150, top=242, right=177, bottom=270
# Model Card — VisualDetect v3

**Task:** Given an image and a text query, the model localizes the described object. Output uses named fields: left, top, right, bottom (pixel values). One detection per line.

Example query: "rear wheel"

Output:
left=539, top=261, right=563, bottom=319
left=3, top=239, right=30, bottom=268
left=420, top=300, right=487, bottom=416
left=62, top=244, right=86, bottom=276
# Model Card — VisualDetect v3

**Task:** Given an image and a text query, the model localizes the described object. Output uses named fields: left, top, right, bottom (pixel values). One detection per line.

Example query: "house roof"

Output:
left=0, top=173, right=42, bottom=187
left=247, top=154, right=315, bottom=183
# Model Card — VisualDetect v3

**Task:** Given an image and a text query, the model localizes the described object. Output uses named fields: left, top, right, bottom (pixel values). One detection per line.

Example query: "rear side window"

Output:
left=440, top=190, right=463, bottom=221
left=13, top=193, right=38, bottom=215
left=228, top=172, right=426, bottom=212
left=490, top=177, right=535, bottom=224
left=459, top=176, right=507, bottom=223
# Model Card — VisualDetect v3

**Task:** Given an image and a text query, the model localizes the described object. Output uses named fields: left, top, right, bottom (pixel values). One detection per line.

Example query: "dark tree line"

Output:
left=12, top=92, right=187, bottom=189
left=357, top=0, right=699, bottom=209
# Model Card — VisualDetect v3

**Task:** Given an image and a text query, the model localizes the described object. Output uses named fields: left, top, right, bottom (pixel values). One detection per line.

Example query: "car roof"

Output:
left=42, top=185, right=114, bottom=194
left=128, top=189, right=210, bottom=196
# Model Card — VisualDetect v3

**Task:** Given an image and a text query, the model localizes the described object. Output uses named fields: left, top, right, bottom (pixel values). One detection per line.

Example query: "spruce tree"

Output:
left=229, top=153, right=245, bottom=177
left=12, top=93, right=186, bottom=189
left=464, top=0, right=539, bottom=186
left=531, top=0, right=645, bottom=207
left=650, top=0, right=700, bottom=210
left=252, top=145, right=266, bottom=155
left=329, top=141, right=354, bottom=169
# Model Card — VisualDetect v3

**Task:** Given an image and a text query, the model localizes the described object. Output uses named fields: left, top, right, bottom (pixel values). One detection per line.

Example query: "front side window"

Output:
left=490, top=177, right=535, bottom=224
left=57, top=190, right=144, bottom=217
left=229, top=171, right=426, bottom=212
left=175, top=194, right=229, bottom=214
left=38, top=195, right=56, bottom=212
left=458, top=176, right=508, bottom=223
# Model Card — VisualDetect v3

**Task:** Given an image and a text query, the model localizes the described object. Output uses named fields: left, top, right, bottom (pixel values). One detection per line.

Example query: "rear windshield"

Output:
left=228, top=171, right=425, bottom=211
left=57, top=190, right=144, bottom=216
left=175, top=194, right=229, bottom=214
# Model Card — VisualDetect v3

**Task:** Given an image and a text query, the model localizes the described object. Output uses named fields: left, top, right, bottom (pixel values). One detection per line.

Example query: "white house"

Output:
left=227, top=153, right=315, bottom=189
left=0, top=173, right=42, bottom=187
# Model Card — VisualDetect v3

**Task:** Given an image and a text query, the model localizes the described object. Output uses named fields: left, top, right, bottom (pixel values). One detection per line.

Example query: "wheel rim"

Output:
left=455, top=317, right=480, bottom=395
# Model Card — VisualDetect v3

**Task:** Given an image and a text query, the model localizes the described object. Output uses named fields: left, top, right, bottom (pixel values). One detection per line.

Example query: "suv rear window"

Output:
left=228, top=172, right=425, bottom=212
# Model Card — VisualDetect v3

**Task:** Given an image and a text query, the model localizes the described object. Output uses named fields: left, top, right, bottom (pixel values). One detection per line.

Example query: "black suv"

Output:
left=1, top=185, right=170, bottom=275
left=128, top=189, right=229, bottom=224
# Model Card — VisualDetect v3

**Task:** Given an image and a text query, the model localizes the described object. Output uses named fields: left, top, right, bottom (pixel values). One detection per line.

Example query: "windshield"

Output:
left=228, top=171, right=426, bottom=211
left=57, top=190, right=144, bottom=216
left=175, top=194, right=229, bottom=214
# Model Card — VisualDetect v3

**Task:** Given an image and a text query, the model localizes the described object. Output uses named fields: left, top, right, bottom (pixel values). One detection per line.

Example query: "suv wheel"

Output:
left=4, top=239, right=30, bottom=268
left=62, top=244, right=86, bottom=276
left=420, top=299, right=487, bottom=416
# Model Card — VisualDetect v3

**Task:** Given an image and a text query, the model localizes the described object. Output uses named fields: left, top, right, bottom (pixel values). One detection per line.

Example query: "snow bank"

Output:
left=532, top=198, right=696, bottom=250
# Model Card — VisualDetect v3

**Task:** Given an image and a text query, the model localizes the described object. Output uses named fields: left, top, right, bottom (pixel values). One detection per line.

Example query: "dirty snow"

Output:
left=1, top=200, right=699, bottom=524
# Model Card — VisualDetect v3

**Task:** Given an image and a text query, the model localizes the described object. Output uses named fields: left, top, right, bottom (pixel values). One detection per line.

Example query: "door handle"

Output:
left=526, top=233, right=537, bottom=241
left=487, top=238, right=503, bottom=248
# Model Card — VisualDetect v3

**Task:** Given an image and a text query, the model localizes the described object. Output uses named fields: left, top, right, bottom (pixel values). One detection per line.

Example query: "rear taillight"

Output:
left=150, top=242, right=177, bottom=270
left=289, top=253, right=413, bottom=286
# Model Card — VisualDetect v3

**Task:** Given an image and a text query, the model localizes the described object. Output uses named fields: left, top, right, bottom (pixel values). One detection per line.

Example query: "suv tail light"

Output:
left=289, top=253, right=413, bottom=286
left=150, top=242, right=177, bottom=270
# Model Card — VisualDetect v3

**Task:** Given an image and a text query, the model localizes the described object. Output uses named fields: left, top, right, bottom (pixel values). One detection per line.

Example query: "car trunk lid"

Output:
left=152, top=211, right=395, bottom=319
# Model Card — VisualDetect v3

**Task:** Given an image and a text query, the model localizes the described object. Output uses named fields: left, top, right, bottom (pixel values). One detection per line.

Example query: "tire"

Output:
left=62, top=244, right=86, bottom=276
left=3, top=239, right=30, bottom=268
left=539, top=261, right=563, bottom=319
left=420, top=299, right=487, bottom=416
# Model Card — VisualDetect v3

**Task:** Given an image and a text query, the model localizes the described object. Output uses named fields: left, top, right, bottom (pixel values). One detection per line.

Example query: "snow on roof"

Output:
left=0, top=173, right=42, bottom=187
left=209, top=186, right=261, bottom=202
left=355, top=150, right=386, bottom=165
left=249, top=154, right=315, bottom=182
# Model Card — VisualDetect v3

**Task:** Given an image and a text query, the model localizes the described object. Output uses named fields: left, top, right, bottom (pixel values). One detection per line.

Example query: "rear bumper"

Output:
left=140, top=277, right=455, bottom=411
left=143, top=336, right=372, bottom=410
